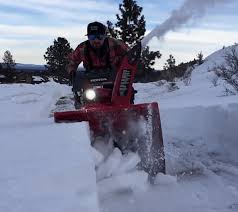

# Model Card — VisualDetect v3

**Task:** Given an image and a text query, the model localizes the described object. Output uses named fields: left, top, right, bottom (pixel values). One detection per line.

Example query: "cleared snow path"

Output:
left=99, top=103, right=238, bottom=212
left=162, top=102, right=238, bottom=173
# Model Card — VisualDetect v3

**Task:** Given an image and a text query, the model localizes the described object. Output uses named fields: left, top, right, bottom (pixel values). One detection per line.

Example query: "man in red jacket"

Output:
left=67, top=21, right=136, bottom=105
left=67, top=21, right=128, bottom=74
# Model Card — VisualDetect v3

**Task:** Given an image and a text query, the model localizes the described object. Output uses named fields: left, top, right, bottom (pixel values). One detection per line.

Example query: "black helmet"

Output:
left=87, top=21, right=106, bottom=35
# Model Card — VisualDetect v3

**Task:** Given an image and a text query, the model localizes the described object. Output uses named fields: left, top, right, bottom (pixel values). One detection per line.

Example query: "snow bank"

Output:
left=0, top=82, right=71, bottom=125
left=0, top=122, right=100, bottom=212
left=0, top=82, right=99, bottom=212
left=161, top=103, right=238, bottom=175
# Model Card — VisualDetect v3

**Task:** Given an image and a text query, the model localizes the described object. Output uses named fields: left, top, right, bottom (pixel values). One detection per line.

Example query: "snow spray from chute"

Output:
left=141, top=0, right=231, bottom=48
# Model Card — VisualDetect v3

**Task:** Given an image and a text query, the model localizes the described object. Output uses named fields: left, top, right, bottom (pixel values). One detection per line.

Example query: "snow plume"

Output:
left=141, top=0, right=230, bottom=48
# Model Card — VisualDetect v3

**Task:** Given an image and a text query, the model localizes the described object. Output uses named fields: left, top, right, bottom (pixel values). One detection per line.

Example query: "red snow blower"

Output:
left=54, top=43, right=165, bottom=180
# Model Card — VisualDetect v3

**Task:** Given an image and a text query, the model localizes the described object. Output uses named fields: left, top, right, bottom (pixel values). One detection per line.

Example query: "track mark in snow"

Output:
left=49, top=94, right=75, bottom=117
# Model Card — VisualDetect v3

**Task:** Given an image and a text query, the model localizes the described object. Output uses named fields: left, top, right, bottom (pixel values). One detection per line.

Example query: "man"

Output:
left=67, top=21, right=136, bottom=106
left=67, top=21, right=128, bottom=74
left=67, top=21, right=137, bottom=151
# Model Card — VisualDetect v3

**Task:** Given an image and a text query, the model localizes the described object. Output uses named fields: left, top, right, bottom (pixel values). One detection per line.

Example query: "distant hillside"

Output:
left=15, top=63, right=46, bottom=72
left=135, top=44, right=238, bottom=107
left=1, top=63, right=46, bottom=72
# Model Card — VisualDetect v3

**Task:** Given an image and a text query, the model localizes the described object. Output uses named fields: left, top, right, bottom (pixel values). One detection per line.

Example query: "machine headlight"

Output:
left=85, top=89, right=96, bottom=100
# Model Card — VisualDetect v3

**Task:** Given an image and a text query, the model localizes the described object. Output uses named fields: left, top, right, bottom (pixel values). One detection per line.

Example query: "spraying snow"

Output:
left=141, top=0, right=231, bottom=48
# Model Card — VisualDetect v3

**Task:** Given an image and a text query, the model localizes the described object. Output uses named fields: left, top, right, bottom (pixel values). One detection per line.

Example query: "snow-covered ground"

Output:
left=0, top=46, right=238, bottom=212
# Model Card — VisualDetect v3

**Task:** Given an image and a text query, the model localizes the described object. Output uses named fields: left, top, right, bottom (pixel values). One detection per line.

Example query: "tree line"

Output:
left=1, top=0, right=204, bottom=84
left=43, top=0, right=162, bottom=83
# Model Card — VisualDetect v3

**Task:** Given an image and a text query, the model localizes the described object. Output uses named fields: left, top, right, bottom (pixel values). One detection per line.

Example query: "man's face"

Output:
left=88, top=34, right=106, bottom=49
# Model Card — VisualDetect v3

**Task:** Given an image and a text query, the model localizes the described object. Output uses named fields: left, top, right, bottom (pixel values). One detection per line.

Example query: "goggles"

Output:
left=88, top=34, right=105, bottom=41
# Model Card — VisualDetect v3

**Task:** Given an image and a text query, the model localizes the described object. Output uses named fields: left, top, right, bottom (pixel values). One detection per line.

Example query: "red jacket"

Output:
left=68, top=37, right=128, bottom=71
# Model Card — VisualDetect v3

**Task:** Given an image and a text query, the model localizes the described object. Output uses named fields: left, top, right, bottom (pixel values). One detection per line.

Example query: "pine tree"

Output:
left=107, top=0, right=161, bottom=81
left=163, top=54, right=176, bottom=81
left=44, top=37, right=73, bottom=83
left=115, top=0, right=146, bottom=46
left=141, top=46, right=161, bottom=73
left=197, top=51, right=204, bottom=65
left=106, top=21, right=118, bottom=39
left=2, top=50, right=16, bottom=70
left=164, top=55, right=176, bottom=70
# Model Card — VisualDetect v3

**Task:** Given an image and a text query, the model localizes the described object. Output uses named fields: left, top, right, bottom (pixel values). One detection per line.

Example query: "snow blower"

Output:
left=54, top=42, right=165, bottom=180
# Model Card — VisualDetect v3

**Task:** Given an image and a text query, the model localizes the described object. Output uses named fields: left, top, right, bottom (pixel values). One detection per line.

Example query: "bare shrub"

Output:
left=210, top=74, right=219, bottom=87
left=212, top=46, right=238, bottom=93
left=223, top=86, right=236, bottom=96
left=153, top=80, right=166, bottom=87
left=167, top=82, right=179, bottom=92
left=183, top=66, right=193, bottom=86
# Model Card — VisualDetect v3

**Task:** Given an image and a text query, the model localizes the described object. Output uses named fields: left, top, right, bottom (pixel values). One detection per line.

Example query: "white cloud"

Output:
left=0, top=24, right=86, bottom=40
left=0, top=24, right=89, bottom=64
left=1, top=24, right=238, bottom=66
left=146, top=28, right=238, bottom=52
left=147, top=28, right=238, bottom=69
left=0, top=0, right=117, bottom=30
left=0, top=0, right=117, bottom=16
left=165, top=29, right=238, bottom=45
left=1, top=0, right=237, bottom=67
left=0, top=12, right=28, bottom=21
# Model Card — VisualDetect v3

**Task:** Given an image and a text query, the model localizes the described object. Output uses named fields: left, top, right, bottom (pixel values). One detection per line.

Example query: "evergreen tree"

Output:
left=115, top=0, right=146, bottom=46
left=106, top=21, right=118, bottom=39
left=107, top=0, right=161, bottom=81
left=164, top=54, right=176, bottom=70
left=163, top=54, right=176, bottom=81
left=44, top=37, right=73, bottom=83
left=197, top=51, right=204, bottom=65
left=141, top=46, right=161, bottom=75
left=2, top=50, right=16, bottom=70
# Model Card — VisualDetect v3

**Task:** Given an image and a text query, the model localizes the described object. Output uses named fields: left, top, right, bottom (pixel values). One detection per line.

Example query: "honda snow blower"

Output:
left=54, top=42, right=165, bottom=181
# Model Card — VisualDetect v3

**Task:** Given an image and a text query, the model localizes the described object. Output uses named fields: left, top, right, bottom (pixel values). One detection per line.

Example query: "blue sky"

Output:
left=0, top=0, right=238, bottom=69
